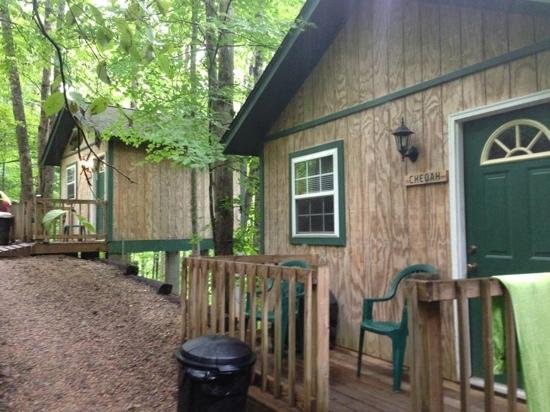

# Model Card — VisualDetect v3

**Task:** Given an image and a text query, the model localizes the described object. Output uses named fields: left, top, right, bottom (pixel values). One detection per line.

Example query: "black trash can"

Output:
left=0, top=213, right=13, bottom=245
left=175, top=335, right=256, bottom=412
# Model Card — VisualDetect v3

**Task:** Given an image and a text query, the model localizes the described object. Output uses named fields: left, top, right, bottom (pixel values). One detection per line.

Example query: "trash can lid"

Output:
left=177, top=335, right=256, bottom=371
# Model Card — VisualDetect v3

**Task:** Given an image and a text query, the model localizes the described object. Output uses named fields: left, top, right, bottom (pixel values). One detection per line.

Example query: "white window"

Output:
left=66, top=164, right=76, bottom=199
left=290, top=141, right=345, bottom=245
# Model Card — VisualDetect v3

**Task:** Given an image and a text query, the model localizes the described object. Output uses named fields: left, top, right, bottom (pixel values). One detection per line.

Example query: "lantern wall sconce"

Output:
left=392, top=118, right=418, bottom=162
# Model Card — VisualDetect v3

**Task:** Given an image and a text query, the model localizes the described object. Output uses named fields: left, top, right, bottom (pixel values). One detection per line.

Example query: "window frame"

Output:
left=289, top=140, right=346, bottom=246
left=66, top=162, right=77, bottom=200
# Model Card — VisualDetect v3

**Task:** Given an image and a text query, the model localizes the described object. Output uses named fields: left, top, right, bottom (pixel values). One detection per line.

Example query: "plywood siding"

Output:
left=60, top=143, right=104, bottom=201
left=263, top=0, right=550, bottom=379
left=111, top=142, right=211, bottom=241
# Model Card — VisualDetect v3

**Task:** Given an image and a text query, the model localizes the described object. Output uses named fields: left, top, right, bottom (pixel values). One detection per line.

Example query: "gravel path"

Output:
left=0, top=255, right=181, bottom=412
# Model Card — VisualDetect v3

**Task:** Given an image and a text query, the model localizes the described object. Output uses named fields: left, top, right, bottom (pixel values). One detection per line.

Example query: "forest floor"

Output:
left=0, top=255, right=181, bottom=411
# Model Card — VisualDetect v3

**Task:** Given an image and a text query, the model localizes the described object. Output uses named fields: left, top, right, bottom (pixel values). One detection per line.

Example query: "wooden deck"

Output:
left=0, top=241, right=106, bottom=258
left=248, top=347, right=528, bottom=411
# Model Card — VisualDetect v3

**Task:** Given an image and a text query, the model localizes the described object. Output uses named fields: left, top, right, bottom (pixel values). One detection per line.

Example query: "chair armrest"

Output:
left=362, top=295, right=394, bottom=320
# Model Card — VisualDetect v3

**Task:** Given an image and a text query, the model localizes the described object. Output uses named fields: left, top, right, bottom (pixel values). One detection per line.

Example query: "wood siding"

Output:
left=263, top=0, right=550, bottom=379
left=111, top=141, right=211, bottom=242
left=60, top=143, right=104, bottom=201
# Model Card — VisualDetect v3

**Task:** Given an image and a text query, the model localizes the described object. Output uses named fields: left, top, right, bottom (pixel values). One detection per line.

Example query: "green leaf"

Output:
left=89, top=97, right=109, bottom=115
left=69, top=101, right=79, bottom=114
left=75, top=213, right=96, bottom=234
left=125, top=2, right=143, bottom=20
left=154, top=0, right=170, bottom=14
left=44, top=92, right=65, bottom=116
left=42, top=209, right=67, bottom=234
left=96, top=61, right=111, bottom=85
left=143, top=43, right=154, bottom=64
left=117, top=22, right=133, bottom=54
left=96, top=27, right=113, bottom=50
left=66, top=3, right=84, bottom=26
left=87, top=4, right=104, bottom=24
left=51, top=75, right=62, bottom=91
left=158, top=54, right=171, bottom=76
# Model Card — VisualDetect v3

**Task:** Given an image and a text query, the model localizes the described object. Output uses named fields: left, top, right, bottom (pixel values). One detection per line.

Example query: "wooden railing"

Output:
left=407, top=277, right=522, bottom=411
left=12, top=198, right=107, bottom=242
left=180, top=255, right=330, bottom=412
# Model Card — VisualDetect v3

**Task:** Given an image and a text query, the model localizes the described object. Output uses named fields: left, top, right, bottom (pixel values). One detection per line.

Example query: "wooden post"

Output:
left=181, top=258, right=188, bottom=342
left=315, top=266, right=330, bottom=412
left=409, top=282, right=444, bottom=411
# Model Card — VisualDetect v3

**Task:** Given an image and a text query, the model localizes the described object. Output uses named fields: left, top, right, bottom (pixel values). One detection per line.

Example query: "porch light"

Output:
left=392, top=118, right=418, bottom=162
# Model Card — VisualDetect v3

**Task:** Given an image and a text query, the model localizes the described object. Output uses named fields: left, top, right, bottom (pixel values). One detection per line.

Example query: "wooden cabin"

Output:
left=205, top=0, right=550, bottom=410
left=33, top=107, right=211, bottom=284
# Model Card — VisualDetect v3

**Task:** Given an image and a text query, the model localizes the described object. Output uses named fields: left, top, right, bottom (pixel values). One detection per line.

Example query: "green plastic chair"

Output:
left=357, top=264, right=438, bottom=391
left=245, top=259, right=308, bottom=351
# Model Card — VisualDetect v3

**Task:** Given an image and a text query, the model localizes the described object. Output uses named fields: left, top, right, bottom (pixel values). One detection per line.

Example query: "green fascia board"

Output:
left=259, top=149, right=265, bottom=254
left=222, top=0, right=355, bottom=156
left=107, top=140, right=114, bottom=242
left=288, top=140, right=346, bottom=247
left=221, top=0, right=320, bottom=150
left=41, top=109, right=75, bottom=166
left=108, top=239, right=214, bottom=254
left=267, top=37, right=550, bottom=142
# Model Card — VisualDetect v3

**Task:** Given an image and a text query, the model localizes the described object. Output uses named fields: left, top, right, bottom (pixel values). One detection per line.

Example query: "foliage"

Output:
left=2, top=0, right=306, bottom=252
left=42, top=208, right=96, bottom=235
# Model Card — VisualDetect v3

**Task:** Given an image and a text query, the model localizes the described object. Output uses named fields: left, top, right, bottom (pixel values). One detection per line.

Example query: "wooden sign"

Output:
left=405, top=170, right=448, bottom=187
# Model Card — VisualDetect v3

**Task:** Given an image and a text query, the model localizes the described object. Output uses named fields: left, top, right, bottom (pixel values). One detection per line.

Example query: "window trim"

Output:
left=288, top=140, right=346, bottom=246
left=66, top=162, right=77, bottom=200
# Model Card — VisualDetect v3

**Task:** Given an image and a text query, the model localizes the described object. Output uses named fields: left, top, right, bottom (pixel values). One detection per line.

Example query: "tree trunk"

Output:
left=1, top=2, right=34, bottom=202
left=205, top=0, right=235, bottom=256
left=190, top=0, right=200, bottom=256
left=37, top=0, right=54, bottom=198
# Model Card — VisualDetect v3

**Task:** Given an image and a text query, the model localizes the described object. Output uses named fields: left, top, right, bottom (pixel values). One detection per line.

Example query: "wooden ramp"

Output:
left=0, top=243, right=35, bottom=258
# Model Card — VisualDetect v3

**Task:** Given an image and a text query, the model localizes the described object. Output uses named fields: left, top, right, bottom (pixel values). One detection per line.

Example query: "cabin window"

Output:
left=66, top=163, right=76, bottom=199
left=289, top=140, right=346, bottom=246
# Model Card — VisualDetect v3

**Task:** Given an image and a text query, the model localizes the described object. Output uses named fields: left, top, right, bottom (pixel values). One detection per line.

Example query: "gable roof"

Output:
left=222, top=0, right=357, bottom=156
left=223, top=0, right=550, bottom=156
left=41, top=107, right=132, bottom=166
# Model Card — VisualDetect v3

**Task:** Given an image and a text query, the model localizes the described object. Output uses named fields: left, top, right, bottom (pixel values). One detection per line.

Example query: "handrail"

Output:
left=13, top=198, right=108, bottom=242
left=180, top=255, right=330, bottom=412
left=407, top=278, right=520, bottom=412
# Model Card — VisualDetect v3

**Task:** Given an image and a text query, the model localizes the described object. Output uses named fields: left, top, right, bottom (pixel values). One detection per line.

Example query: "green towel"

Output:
left=493, top=273, right=550, bottom=412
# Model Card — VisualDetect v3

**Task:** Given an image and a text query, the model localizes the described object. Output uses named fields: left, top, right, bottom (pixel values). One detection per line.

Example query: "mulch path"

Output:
left=0, top=255, right=181, bottom=411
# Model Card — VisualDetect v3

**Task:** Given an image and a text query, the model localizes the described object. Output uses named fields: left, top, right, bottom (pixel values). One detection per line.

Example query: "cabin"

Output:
left=181, top=0, right=550, bottom=410
left=14, top=107, right=212, bottom=287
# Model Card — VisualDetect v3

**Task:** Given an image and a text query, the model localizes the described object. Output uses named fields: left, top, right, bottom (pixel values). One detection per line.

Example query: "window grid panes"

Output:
left=292, top=150, right=337, bottom=236
left=67, top=165, right=76, bottom=199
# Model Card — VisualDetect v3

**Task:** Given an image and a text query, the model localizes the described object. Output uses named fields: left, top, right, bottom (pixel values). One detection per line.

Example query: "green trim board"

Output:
left=288, top=140, right=346, bottom=246
left=267, top=37, right=550, bottom=142
left=107, top=140, right=114, bottom=242
left=222, top=0, right=355, bottom=155
left=259, top=149, right=265, bottom=254
left=108, top=239, right=214, bottom=254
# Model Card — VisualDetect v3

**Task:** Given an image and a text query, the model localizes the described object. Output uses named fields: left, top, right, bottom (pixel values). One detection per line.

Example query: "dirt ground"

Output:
left=0, top=255, right=181, bottom=411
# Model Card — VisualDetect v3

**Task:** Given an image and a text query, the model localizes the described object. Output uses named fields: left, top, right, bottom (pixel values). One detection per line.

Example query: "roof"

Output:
left=222, top=0, right=357, bottom=156
left=223, top=0, right=550, bottom=156
left=41, top=107, right=133, bottom=166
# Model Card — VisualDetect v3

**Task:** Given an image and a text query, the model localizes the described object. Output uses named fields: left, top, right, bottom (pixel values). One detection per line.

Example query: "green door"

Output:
left=95, top=162, right=105, bottom=235
left=464, top=102, right=550, bottom=380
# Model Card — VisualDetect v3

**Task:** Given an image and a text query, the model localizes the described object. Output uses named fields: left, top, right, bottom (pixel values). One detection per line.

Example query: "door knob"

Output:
left=467, top=263, right=478, bottom=273
left=468, top=245, right=478, bottom=255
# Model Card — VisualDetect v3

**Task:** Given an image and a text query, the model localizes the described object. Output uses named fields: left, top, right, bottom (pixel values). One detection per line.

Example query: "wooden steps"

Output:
left=0, top=242, right=35, bottom=258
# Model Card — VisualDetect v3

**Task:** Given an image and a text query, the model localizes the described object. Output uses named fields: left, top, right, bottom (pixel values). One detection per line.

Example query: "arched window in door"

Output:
left=480, top=119, right=550, bottom=166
